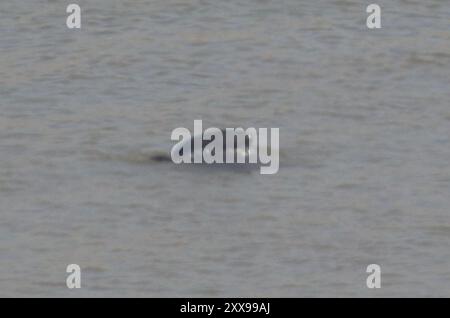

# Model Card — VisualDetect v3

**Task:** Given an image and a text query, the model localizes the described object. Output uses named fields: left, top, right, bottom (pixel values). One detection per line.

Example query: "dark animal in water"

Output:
left=151, top=129, right=252, bottom=163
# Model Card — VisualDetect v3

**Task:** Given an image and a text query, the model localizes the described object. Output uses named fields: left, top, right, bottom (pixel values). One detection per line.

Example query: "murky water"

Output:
left=1, top=1, right=449, bottom=297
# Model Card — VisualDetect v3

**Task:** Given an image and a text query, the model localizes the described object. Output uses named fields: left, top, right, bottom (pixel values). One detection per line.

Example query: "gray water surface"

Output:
left=1, top=1, right=450, bottom=297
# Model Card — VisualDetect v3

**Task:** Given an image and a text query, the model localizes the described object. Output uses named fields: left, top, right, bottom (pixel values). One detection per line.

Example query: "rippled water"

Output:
left=1, top=1, right=450, bottom=297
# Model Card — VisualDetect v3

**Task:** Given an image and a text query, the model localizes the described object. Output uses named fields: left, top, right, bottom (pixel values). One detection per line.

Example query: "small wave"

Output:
left=85, top=149, right=165, bottom=165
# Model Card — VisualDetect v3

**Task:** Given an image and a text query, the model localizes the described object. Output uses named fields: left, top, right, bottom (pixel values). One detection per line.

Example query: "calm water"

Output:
left=1, top=0, right=449, bottom=297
